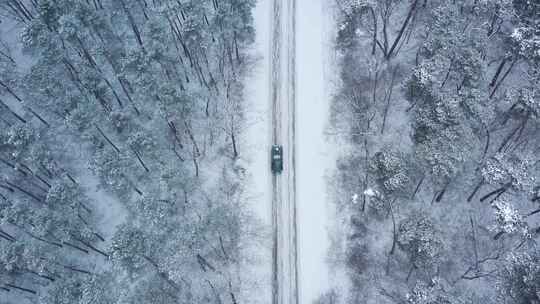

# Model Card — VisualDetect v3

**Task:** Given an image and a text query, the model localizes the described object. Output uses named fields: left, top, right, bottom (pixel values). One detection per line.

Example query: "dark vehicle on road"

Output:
left=271, top=145, right=283, bottom=174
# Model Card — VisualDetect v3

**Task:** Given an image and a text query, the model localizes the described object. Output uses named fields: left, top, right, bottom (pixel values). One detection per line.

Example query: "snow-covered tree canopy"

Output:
left=332, top=0, right=540, bottom=302
left=0, top=0, right=258, bottom=302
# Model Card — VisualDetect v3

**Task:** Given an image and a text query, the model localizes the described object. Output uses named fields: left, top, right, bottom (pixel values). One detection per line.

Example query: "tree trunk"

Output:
left=25, top=106, right=49, bottom=127
left=132, top=148, right=150, bottom=172
left=479, top=186, right=507, bottom=202
left=493, top=231, right=505, bottom=240
left=381, top=66, right=397, bottom=134
left=440, top=58, right=454, bottom=89
left=63, top=241, right=89, bottom=254
left=95, top=125, right=121, bottom=153
left=369, top=7, right=377, bottom=55
left=386, top=0, right=419, bottom=59
left=167, top=121, right=184, bottom=149
left=117, top=77, right=140, bottom=115
left=497, top=122, right=522, bottom=153
left=435, top=182, right=449, bottom=202
left=5, top=181, right=44, bottom=203
left=206, top=279, right=223, bottom=304
left=4, top=283, right=36, bottom=295
left=389, top=200, right=397, bottom=255
left=527, top=208, right=540, bottom=217
left=63, top=265, right=92, bottom=275
left=489, top=58, right=506, bottom=87
left=0, top=233, right=15, bottom=242
left=234, top=31, right=241, bottom=64
left=411, top=174, right=425, bottom=199
left=0, top=98, right=26, bottom=123
left=490, top=60, right=516, bottom=99
left=467, top=179, right=484, bottom=202
left=184, top=121, right=200, bottom=157
left=143, top=255, right=181, bottom=291
left=192, top=156, right=199, bottom=177
left=0, top=80, right=22, bottom=102
left=482, top=125, right=490, bottom=159
left=196, top=254, right=216, bottom=272
left=231, top=120, right=238, bottom=159
left=103, top=78, right=123, bottom=108
left=229, top=281, right=238, bottom=304
left=119, top=0, right=145, bottom=51
left=74, top=236, right=109, bottom=258
left=406, top=264, right=416, bottom=282
left=218, top=234, right=230, bottom=261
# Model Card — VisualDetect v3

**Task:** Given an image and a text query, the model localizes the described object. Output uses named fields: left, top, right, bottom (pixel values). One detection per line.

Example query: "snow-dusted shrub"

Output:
left=398, top=213, right=442, bottom=269
left=370, top=148, right=412, bottom=197
left=498, top=251, right=540, bottom=303
left=490, top=198, right=530, bottom=239
left=407, top=277, right=457, bottom=304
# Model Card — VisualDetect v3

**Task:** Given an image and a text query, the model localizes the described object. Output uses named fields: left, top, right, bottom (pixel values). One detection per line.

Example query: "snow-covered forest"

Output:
left=1, top=0, right=540, bottom=303
left=329, top=0, right=540, bottom=303
left=0, top=0, right=263, bottom=303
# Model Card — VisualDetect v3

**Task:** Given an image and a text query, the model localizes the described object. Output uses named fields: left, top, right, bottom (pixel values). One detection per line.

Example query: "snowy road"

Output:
left=266, top=0, right=332, bottom=303
left=270, top=0, right=298, bottom=303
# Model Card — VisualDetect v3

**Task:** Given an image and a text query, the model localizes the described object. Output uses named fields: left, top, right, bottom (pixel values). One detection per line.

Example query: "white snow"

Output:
left=352, top=193, right=359, bottom=204
left=243, top=0, right=272, bottom=227
left=62, top=140, right=128, bottom=249
left=79, top=170, right=127, bottom=245
left=296, top=0, right=336, bottom=302
left=241, top=0, right=272, bottom=302
left=363, top=188, right=378, bottom=197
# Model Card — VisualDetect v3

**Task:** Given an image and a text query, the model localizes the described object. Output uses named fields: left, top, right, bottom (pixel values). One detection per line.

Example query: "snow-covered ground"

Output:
left=246, top=0, right=271, bottom=227
left=242, top=0, right=272, bottom=302
left=296, top=0, right=337, bottom=303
